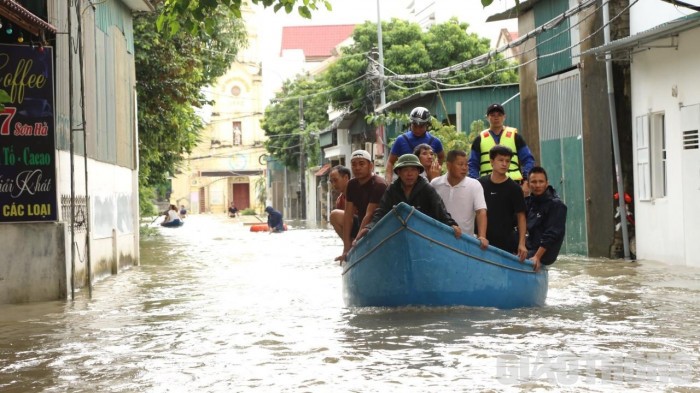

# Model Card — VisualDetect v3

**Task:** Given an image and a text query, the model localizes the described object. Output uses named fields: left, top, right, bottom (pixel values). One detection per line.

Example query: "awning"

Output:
left=580, top=12, right=700, bottom=57
left=314, top=163, right=331, bottom=177
left=0, top=0, right=57, bottom=36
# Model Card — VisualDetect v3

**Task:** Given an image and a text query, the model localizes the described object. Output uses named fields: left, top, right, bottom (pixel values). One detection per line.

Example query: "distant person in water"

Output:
left=161, top=204, right=183, bottom=227
left=179, top=205, right=187, bottom=219
left=265, top=206, right=286, bottom=233
left=228, top=202, right=239, bottom=217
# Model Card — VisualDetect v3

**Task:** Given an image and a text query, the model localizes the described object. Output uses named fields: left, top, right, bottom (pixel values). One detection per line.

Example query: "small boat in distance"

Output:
left=160, top=220, right=184, bottom=228
left=343, top=202, right=548, bottom=309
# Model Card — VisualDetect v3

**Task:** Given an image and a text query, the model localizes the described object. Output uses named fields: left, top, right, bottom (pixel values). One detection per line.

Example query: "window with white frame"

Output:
left=636, top=113, right=667, bottom=201
left=650, top=113, right=667, bottom=198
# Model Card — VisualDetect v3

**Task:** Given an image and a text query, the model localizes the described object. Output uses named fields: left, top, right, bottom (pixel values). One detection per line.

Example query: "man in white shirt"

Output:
left=431, top=150, right=489, bottom=249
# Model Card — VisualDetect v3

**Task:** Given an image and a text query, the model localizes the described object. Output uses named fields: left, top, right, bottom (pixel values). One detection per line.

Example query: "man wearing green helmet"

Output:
left=356, top=153, right=461, bottom=241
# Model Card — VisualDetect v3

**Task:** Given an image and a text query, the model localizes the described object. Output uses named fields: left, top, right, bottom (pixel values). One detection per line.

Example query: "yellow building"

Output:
left=170, top=10, right=267, bottom=215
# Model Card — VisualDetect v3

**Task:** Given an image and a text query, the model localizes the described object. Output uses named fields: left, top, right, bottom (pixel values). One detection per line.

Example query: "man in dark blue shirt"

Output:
left=265, top=206, right=286, bottom=233
left=524, top=166, right=567, bottom=272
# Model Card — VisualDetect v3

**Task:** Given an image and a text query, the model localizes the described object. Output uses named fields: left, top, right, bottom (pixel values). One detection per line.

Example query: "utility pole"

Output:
left=299, top=97, right=306, bottom=220
left=375, top=0, right=387, bottom=167
left=603, top=2, right=631, bottom=260
left=376, top=0, right=386, bottom=108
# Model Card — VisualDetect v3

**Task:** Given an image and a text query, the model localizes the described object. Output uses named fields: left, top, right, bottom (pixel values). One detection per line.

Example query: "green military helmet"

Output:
left=393, top=153, right=425, bottom=174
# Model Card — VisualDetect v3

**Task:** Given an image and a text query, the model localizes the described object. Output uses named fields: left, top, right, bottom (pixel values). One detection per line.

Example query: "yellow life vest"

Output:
left=479, top=127, right=522, bottom=181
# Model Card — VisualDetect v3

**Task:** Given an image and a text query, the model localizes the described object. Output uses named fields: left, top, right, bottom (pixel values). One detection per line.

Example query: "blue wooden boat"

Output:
left=343, top=202, right=548, bottom=309
left=160, top=220, right=184, bottom=228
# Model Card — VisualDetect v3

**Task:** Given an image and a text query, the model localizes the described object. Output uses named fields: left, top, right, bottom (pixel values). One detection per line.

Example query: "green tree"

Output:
left=157, top=0, right=331, bottom=35
left=261, top=18, right=518, bottom=170
left=260, top=75, right=327, bottom=170
left=134, top=6, right=246, bottom=189
left=324, top=18, right=518, bottom=111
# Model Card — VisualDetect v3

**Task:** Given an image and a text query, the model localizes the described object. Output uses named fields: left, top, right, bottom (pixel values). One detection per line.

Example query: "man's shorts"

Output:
left=351, top=215, right=360, bottom=239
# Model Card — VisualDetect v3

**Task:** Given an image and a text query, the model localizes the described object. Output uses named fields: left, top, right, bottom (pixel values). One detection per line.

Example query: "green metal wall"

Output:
left=385, top=85, right=521, bottom=141
left=95, top=1, right=135, bottom=54
left=540, top=138, right=587, bottom=255
left=537, top=70, right=588, bottom=255
left=434, top=85, right=521, bottom=133
left=534, top=0, right=572, bottom=79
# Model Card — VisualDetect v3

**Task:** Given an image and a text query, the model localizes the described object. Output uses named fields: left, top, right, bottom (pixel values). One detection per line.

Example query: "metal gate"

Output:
left=536, top=69, right=588, bottom=255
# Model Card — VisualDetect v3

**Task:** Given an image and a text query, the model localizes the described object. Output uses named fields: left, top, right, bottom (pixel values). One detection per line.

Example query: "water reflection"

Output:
left=1, top=215, right=699, bottom=392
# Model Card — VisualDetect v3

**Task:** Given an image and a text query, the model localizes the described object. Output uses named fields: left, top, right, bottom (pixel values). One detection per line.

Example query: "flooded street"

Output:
left=1, top=214, right=699, bottom=392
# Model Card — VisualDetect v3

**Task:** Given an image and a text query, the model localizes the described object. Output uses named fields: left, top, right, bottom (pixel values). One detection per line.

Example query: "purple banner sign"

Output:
left=0, top=44, right=56, bottom=222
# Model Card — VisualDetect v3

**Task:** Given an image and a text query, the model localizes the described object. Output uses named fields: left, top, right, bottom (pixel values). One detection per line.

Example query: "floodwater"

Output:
left=1, top=214, right=699, bottom=392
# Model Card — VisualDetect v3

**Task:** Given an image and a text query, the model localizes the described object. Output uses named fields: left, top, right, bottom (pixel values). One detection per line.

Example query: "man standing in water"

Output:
left=328, top=165, right=356, bottom=240
left=478, top=145, right=527, bottom=261
left=265, top=206, right=286, bottom=233
left=468, top=103, right=535, bottom=188
left=524, top=166, right=567, bottom=272
left=431, top=149, right=488, bottom=249
left=335, top=150, right=387, bottom=263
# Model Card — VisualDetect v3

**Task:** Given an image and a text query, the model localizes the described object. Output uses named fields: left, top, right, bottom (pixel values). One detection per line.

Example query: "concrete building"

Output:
left=495, top=28, right=522, bottom=61
left=584, top=6, right=700, bottom=266
left=263, top=24, right=356, bottom=223
left=487, top=0, right=634, bottom=259
left=0, top=0, right=153, bottom=304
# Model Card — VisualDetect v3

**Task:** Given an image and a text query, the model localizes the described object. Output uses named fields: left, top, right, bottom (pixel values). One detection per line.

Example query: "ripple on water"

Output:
left=1, top=215, right=699, bottom=392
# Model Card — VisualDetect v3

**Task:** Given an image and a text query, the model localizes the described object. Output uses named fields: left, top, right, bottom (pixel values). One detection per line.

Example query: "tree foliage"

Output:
left=261, top=18, right=518, bottom=167
left=134, top=6, right=246, bottom=188
left=324, top=18, right=518, bottom=111
left=157, top=0, right=331, bottom=36
left=260, top=75, right=327, bottom=170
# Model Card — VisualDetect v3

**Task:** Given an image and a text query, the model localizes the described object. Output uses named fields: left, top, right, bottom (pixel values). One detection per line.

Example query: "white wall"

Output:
left=630, top=0, right=697, bottom=34
left=631, top=25, right=700, bottom=266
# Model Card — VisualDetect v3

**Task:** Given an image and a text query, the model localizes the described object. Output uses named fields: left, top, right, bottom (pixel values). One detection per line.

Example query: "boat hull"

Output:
left=342, top=203, right=548, bottom=309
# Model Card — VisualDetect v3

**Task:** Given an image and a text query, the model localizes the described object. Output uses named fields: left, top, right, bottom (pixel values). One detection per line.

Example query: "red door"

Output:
left=232, top=184, right=250, bottom=209
left=199, top=187, right=206, bottom=213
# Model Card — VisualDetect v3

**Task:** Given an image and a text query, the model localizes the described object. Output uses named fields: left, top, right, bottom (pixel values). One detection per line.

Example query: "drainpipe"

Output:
left=603, top=2, right=631, bottom=260
left=76, top=0, right=93, bottom=293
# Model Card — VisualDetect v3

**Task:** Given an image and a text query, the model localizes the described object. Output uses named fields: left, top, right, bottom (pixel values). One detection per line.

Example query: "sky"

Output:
left=257, top=0, right=518, bottom=52
left=250, top=0, right=518, bottom=103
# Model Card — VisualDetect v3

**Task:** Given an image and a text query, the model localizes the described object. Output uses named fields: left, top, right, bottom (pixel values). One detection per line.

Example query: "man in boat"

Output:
left=161, top=204, right=183, bottom=227
left=335, top=150, right=387, bottom=263
left=478, top=145, right=527, bottom=262
left=357, top=154, right=461, bottom=241
left=431, top=149, right=489, bottom=249
left=523, top=166, right=567, bottom=272
left=468, top=103, right=535, bottom=193
left=384, top=107, right=445, bottom=183
left=265, top=206, right=286, bottom=233
left=328, top=165, right=358, bottom=239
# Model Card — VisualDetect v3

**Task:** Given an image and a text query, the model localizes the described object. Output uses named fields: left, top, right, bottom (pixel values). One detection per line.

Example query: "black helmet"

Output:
left=409, top=107, right=431, bottom=125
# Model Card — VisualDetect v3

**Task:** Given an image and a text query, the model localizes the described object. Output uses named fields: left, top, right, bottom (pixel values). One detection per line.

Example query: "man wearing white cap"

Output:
left=335, top=150, right=387, bottom=263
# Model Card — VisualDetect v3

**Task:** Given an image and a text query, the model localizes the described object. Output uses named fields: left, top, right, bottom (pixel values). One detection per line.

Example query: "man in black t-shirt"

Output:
left=478, top=145, right=527, bottom=261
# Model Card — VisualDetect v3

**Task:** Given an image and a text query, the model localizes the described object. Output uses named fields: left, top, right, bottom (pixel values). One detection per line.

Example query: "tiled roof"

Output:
left=280, top=24, right=355, bottom=59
